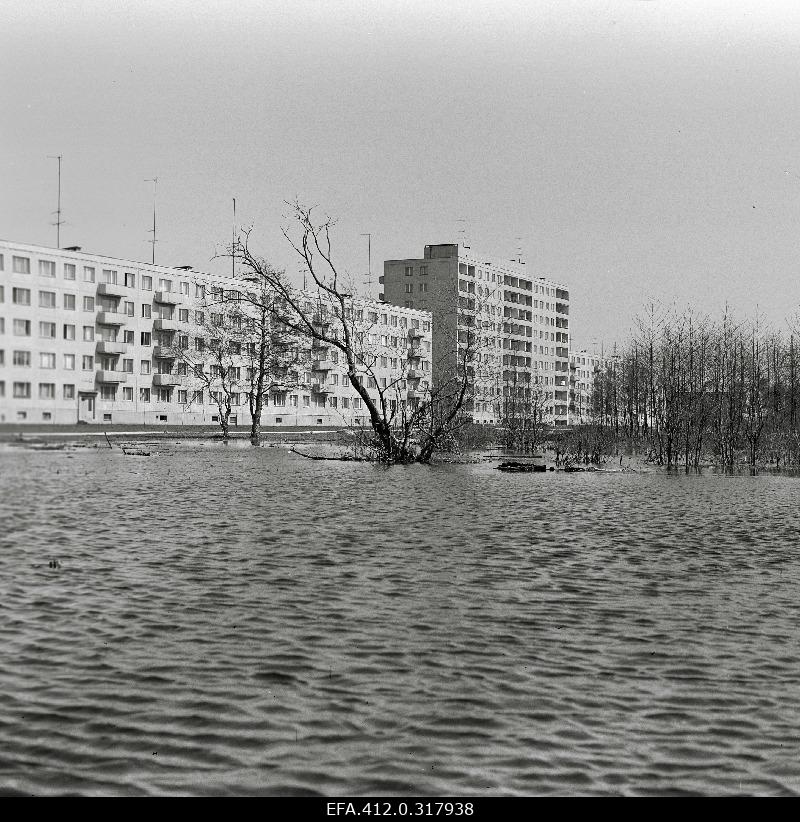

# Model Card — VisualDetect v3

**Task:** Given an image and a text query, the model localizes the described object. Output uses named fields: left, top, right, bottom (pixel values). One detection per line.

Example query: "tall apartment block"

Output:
left=0, top=240, right=432, bottom=426
left=569, top=349, right=617, bottom=425
left=381, top=244, right=570, bottom=426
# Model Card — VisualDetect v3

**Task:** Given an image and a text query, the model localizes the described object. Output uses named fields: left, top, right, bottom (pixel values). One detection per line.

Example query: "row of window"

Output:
left=0, top=254, right=191, bottom=293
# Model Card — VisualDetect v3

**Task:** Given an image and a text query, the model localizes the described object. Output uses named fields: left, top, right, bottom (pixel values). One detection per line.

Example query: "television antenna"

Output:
left=47, top=154, right=64, bottom=247
left=144, top=177, right=158, bottom=263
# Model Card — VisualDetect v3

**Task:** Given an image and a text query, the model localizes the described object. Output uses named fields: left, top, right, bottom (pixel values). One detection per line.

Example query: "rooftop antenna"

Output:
left=47, top=154, right=64, bottom=247
left=144, top=177, right=158, bottom=264
left=511, top=236, right=526, bottom=265
left=360, top=232, right=372, bottom=292
left=456, top=218, right=470, bottom=250
left=232, top=197, right=236, bottom=279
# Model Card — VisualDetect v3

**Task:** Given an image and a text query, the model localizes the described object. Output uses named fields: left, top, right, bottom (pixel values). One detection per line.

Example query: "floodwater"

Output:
left=1, top=442, right=799, bottom=796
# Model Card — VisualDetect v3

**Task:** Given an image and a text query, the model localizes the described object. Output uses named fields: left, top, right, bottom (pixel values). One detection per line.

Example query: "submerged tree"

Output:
left=228, top=203, right=474, bottom=464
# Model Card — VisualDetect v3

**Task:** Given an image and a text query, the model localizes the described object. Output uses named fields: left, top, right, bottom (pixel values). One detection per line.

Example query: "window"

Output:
left=13, top=350, right=30, bottom=367
left=40, top=352, right=56, bottom=369
left=158, top=278, right=172, bottom=291
left=39, top=260, right=56, bottom=277
left=123, top=387, right=133, bottom=401
left=177, top=390, right=188, bottom=404
left=140, top=360, right=151, bottom=375
left=0, top=285, right=3, bottom=303
left=39, top=383, right=56, bottom=399
left=13, top=256, right=31, bottom=274
left=141, top=275, right=152, bottom=290
left=124, top=272, right=135, bottom=288
left=0, top=253, right=3, bottom=270
left=101, top=269, right=117, bottom=284
left=141, top=304, right=152, bottom=319
left=141, top=332, right=151, bottom=346
left=139, top=388, right=150, bottom=403
left=83, top=296, right=95, bottom=312
left=83, top=266, right=95, bottom=282
left=63, top=324, right=75, bottom=340
left=100, top=385, right=116, bottom=401
left=64, top=263, right=76, bottom=280
left=420, top=266, right=428, bottom=276
left=418, top=282, right=427, bottom=292
left=63, top=384, right=75, bottom=399
left=12, top=288, right=31, bottom=305
left=82, top=326, right=94, bottom=342
left=195, top=311, right=204, bottom=324
left=39, top=322, right=56, bottom=339
left=63, top=293, right=75, bottom=310
left=123, top=330, right=134, bottom=344
left=405, top=283, right=413, bottom=293
left=82, top=355, right=94, bottom=370
left=124, top=301, right=134, bottom=316
left=404, top=266, right=413, bottom=276
left=180, top=281, right=189, bottom=296
left=302, top=395, right=310, bottom=407
left=157, top=388, right=171, bottom=402
left=178, top=309, right=189, bottom=322
left=13, top=382, right=31, bottom=398
left=64, top=354, right=75, bottom=370
left=193, top=390, right=203, bottom=404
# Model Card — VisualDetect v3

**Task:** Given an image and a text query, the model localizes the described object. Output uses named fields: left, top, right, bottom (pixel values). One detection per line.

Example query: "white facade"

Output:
left=382, top=244, right=571, bottom=426
left=0, top=240, right=432, bottom=426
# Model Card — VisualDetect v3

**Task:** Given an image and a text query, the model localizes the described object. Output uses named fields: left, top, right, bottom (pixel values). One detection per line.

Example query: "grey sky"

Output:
left=2, top=0, right=799, bottom=349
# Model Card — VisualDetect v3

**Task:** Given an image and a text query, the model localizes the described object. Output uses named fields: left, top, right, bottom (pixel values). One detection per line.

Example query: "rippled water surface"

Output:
left=1, top=442, right=800, bottom=796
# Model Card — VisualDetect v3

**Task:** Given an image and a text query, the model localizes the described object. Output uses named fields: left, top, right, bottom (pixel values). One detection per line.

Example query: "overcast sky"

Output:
left=2, top=0, right=799, bottom=349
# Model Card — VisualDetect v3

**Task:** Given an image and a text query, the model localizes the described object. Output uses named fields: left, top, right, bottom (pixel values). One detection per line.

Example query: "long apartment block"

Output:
left=381, top=243, right=571, bottom=426
left=0, top=240, right=432, bottom=426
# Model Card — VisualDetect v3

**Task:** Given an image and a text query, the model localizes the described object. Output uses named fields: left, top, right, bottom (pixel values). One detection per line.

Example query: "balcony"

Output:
left=97, top=282, right=126, bottom=299
left=408, top=327, right=423, bottom=340
left=311, top=313, right=331, bottom=328
left=311, top=340, right=329, bottom=352
left=407, top=389, right=421, bottom=400
left=153, top=346, right=176, bottom=359
left=154, top=318, right=178, bottom=332
left=406, top=369, right=421, bottom=380
left=408, top=346, right=422, bottom=359
left=311, top=382, right=329, bottom=394
left=313, top=359, right=333, bottom=371
left=153, top=373, right=180, bottom=386
left=96, top=370, right=128, bottom=384
left=96, top=311, right=126, bottom=326
left=155, top=290, right=181, bottom=305
left=96, top=341, right=128, bottom=355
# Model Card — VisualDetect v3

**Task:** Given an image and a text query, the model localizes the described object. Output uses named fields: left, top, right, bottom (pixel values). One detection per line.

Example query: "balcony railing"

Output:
left=406, top=369, right=421, bottom=380
left=408, top=327, right=423, bottom=339
left=96, top=311, right=126, bottom=326
left=152, top=346, right=176, bottom=359
left=154, top=290, right=181, bottom=305
left=97, top=282, right=126, bottom=299
left=96, top=370, right=128, bottom=383
left=153, top=318, right=178, bottom=331
left=152, top=373, right=180, bottom=386
left=313, top=359, right=333, bottom=371
left=311, top=382, right=329, bottom=394
left=96, top=341, right=128, bottom=355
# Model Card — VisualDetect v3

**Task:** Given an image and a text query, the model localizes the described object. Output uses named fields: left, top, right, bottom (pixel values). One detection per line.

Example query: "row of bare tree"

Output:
left=586, top=304, right=800, bottom=469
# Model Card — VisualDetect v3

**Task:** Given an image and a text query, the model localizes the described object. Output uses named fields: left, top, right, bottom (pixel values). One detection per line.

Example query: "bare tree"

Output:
left=228, top=203, right=473, bottom=464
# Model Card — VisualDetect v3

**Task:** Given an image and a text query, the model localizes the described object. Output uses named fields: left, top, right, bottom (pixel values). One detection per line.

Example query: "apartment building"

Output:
left=0, top=240, right=432, bottom=426
left=569, top=349, right=612, bottom=424
left=381, top=244, right=571, bottom=426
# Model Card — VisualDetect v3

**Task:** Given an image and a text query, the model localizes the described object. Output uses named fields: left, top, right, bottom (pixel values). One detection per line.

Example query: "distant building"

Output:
left=381, top=243, right=571, bottom=426
left=0, top=240, right=432, bottom=426
left=569, top=349, right=614, bottom=424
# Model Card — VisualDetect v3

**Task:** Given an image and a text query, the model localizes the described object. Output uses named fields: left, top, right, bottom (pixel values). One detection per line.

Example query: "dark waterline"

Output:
left=1, top=444, right=799, bottom=796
